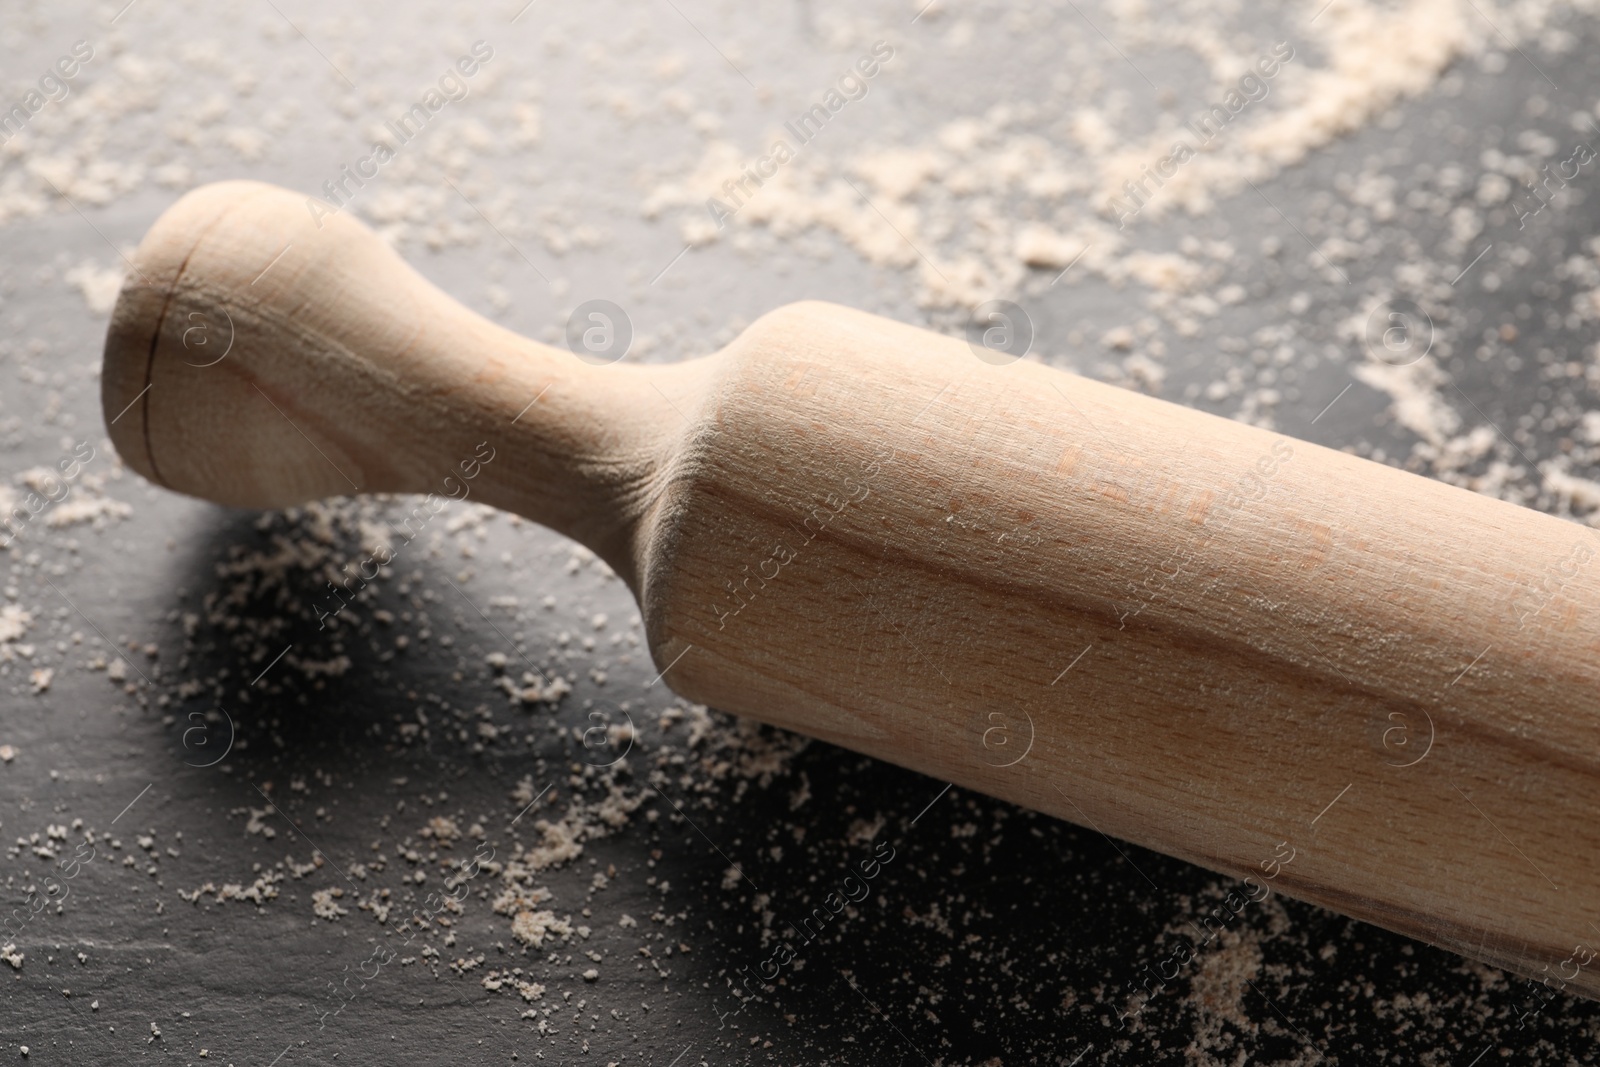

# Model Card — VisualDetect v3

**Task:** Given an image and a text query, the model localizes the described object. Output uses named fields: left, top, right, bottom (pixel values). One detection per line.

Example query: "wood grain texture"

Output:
left=105, top=181, right=1600, bottom=1002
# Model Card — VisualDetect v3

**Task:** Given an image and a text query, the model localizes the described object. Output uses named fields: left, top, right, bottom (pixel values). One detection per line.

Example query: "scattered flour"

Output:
left=63, top=260, right=125, bottom=315
left=0, top=605, right=32, bottom=644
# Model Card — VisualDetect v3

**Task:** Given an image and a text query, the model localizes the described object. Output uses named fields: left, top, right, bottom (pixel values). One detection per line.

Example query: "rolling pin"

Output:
left=102, top=181, right=1600, bottom=1003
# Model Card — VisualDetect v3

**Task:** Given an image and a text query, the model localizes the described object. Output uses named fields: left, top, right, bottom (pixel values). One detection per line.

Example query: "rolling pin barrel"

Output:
left=104, top=181, right=1600, bottom=1001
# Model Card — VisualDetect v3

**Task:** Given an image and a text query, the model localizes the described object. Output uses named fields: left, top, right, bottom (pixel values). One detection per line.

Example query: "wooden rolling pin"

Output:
left=102, top=181, right=1600, bottom=1003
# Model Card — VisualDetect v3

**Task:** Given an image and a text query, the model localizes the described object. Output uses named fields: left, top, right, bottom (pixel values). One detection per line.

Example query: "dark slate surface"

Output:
left=2, top=1, right=1599, bottom=1064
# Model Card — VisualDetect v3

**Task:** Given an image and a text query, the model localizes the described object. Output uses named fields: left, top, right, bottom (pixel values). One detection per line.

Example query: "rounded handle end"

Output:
left=103, top=181, right=285, bottom=494
left=100, top=181, right=429, bottom=508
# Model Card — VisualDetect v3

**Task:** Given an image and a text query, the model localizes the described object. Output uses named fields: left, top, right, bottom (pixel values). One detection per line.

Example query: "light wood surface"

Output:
left=104, top=181, right=1600, bottom=1002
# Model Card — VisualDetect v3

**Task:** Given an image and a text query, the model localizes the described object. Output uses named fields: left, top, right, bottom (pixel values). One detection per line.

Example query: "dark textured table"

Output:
left=3, top=1, right=1600, bottom=1063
